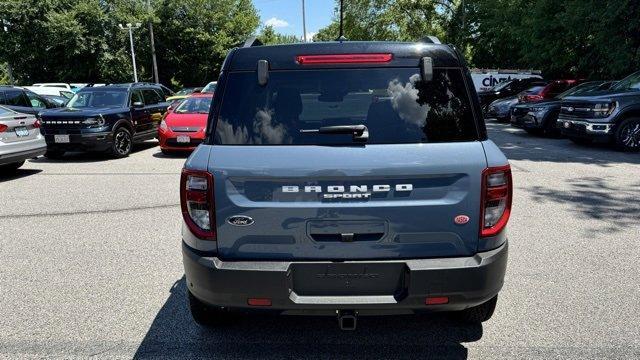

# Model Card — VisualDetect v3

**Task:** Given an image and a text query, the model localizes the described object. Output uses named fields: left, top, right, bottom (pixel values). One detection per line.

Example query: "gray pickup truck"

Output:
left=180, top=38, right=512, bottom=330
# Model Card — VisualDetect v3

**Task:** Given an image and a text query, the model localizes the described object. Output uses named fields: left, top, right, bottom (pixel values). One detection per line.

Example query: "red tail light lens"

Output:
left=296, top=53, right=393, bottom=65
left=180, top=169, right=216, bottom=240
left=480, top=165, right=512, bottom=237
left=0, top=124, right=7, bottom=133
left=33, top=119, right=41, bottom=128
left=524, top=94, right=543, bottom=102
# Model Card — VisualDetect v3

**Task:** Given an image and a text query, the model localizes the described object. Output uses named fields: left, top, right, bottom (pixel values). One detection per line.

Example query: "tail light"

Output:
left=523, top=94, right=543, bottom=102
left=0, top=124, right=7, bottom=132
left=33, top=119, right=41, bottom=128
left=480, top=165, right=512, bottom=237
left=180, top=169, right=216, bottom=240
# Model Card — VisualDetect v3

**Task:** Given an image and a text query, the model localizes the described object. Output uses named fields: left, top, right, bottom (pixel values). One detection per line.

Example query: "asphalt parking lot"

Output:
left=1, top=122, right=639, bottom=359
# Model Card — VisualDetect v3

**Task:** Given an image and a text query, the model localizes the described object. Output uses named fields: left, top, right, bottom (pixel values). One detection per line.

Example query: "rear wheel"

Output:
left=456, top=295, right=498, bottom=323
left=568, top=136, right=592, bottom=146
left=614, top=118, right=640, bottom=152
left=0, top=161, right=25, bottom=174
left=110, top=127, right=132, bottom=158
left=543, top=117, right=561, bottom=138
left=524, top=127, right=542, bottom=136
left=188, top=290, right=237, bottom=327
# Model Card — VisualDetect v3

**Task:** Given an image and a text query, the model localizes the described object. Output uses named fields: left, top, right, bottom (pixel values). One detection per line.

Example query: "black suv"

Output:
left=0, top=86, right=62, bottom=115
left=39, top=83, right=172, bottom=158
left=559, top=70, right=640, bottom=151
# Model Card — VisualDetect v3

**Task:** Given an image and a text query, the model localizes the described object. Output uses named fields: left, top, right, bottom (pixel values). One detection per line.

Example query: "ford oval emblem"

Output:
left=227, top=215, right=254, bottom=227
left=454, top=215, right=470, bottom=225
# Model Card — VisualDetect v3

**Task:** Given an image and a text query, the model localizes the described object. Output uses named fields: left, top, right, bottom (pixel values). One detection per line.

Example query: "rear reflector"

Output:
left=247, top=298, right=272, bottom=306
left=296, top=53, right=393, bottom=65
left=425, top=297, right=449, bottom=305
left=0, top=124, right=7, bottom=133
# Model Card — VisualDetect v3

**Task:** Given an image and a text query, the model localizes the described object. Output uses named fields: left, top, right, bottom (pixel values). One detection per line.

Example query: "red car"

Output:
left=158, top=93, right=212, bottom=154
left=518, top=80, right=581, bottom=102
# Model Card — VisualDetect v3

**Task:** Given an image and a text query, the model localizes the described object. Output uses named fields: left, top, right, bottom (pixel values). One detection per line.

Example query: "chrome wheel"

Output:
left=114, top=129, right=132, bottom=155
left=621, top=122, right=640, bottom=149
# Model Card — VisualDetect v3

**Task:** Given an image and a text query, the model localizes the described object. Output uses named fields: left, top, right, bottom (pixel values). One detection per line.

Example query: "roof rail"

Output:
left=242, top=37, right=263, bottom=48
left=419, top=36, right=441, bottom=44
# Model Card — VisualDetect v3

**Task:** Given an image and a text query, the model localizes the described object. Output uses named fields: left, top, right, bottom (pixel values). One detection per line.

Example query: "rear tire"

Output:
left=524, top=127, right=542, bottom=135
left=568, top=136, right=592, bottom=146
left=44, top=150, right=65, bottom=159
left=0, top=161, right=25, bottom=174
left=456, top=295, right=498, bottom=323
left=543, top=117, right=561, bottom=138
left=614, top=118, right=640, bottom=152
left=188, top=290, right=236, bottom=327
left=110, top=127, right=132, bottom=158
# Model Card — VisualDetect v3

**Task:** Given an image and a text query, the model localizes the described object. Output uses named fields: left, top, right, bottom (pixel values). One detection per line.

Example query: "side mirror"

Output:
left=167, top=105, right=174, bottom=113
left=132, top=101, right=144, bottom=108
left=420, top=57, right=433, bottom=82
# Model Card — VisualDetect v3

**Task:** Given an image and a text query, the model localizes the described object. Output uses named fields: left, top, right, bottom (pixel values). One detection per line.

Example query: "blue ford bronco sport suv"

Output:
left=39, top=83, right=171, bottom=158
left=181, top=38, right=512, bottom=330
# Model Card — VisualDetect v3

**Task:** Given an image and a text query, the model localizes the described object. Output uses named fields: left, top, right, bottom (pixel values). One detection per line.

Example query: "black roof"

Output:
left=225, top=41, right=462, bottom=71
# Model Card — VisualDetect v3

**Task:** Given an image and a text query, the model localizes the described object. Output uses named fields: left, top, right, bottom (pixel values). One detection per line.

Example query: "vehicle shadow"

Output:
left=152, top=150, right=191, bottom=159
left=487, top=122, right=640, bottom=166
left=0, top=168, right=42, bottom=182
left=133, top=277, right=482, bottom=359
left=526, top=176, right=640, bottom=235
left=29, top=141, right=159, bottom=163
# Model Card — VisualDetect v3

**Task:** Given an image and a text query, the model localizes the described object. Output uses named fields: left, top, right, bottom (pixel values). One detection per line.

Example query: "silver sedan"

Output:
left=0, top=105, right=47, bottom=173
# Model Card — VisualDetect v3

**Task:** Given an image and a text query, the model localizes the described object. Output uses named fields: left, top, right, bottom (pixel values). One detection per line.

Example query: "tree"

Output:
left=258, top=25, right=300, bottom=45
left=154, top=0, right=259, bottom=87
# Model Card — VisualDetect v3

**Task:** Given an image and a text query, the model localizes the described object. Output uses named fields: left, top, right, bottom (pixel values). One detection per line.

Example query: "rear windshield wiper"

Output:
left=300, top=124, right=369, bottom=142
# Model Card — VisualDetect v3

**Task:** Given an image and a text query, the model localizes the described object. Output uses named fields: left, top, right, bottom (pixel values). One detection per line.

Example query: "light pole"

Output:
left=119, top=23, right=141, bottom=83
left=147, top=0, right=159, bottom=83
left=302, top=0, right=307, bottom=42
left=2, top=20, right=15, bottom=85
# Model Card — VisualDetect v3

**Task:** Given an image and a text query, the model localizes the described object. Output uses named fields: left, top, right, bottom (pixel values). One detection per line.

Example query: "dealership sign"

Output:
left=470, top=69, right=543, bottom=92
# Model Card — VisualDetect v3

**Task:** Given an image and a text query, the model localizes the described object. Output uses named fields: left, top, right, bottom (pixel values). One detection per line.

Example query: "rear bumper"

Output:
left=44, top=131, right=113, bottom=152
left=0, top=140, right=47, bottom=165
left=158, top=131, right=203, bottom=151
left=183, top=241, right=508, bottom=315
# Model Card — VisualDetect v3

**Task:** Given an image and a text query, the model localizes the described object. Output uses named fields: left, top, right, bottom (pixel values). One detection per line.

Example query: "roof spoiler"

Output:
left=241, top=37, right=263, bottom=48
left=419, top=36, right=441, bottom=44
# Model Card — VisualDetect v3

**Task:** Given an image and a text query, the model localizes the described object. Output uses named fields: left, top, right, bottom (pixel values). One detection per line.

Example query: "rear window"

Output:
left=175, top=96, right=212, bottom=114
left=213, top=68, right=478, bottom=145
left=3, top=90, right=31, bottom=107
left=524, top=86, right=545, bottom=94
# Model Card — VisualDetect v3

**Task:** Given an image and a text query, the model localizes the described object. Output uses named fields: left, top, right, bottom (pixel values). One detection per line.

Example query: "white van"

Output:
left=470, top=69, right=543, bottom=93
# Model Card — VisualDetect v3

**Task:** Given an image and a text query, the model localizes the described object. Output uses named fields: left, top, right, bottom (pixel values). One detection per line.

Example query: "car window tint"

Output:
left=214, top=68, right=478, bottom=145
left=26, top=92, right=47, bottom=108
left=4, top=90, right=31, bottom=107
left=131, top=90, right=143, bottom=105
left=153, top=89, right=166, bottom=102
left=142, top=89, right=160, bottom=105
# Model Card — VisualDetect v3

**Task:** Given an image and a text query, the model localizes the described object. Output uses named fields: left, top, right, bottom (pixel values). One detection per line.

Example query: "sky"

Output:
left=252, top=0, right=336, bottom=41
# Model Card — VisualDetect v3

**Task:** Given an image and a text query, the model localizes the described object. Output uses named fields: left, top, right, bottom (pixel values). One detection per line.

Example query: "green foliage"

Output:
left=0, top=0, right=260, bottom=87
left=316, top=0, right=640, bottom=79
left=258, top=25, right=300, bottom=45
